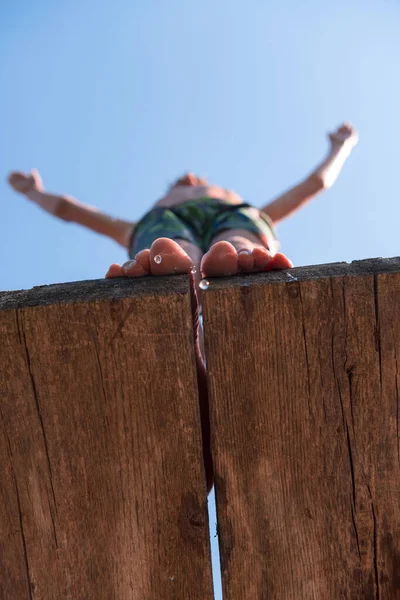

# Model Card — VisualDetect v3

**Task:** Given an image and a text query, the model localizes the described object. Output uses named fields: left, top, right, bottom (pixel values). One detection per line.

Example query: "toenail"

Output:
left=238, top=249, right=252, bottom=255
left=122, top=260, right=136, bottom=272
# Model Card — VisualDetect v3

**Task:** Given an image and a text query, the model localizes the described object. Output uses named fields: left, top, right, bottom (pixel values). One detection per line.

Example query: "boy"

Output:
left=8, top=123, right=358, bottom=284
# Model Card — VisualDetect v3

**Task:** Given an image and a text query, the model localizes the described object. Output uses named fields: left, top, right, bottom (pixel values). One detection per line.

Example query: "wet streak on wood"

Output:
left=0, top=276, right=213, bottom=600
left=202, top=261, right=400, bottom=600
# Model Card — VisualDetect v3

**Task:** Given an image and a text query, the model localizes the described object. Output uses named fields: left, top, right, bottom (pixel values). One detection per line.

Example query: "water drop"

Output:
left=286, top=273, right=298, bottom=281
left=154, top=254, right=162, bottom=264
left=190, top=266, right=197, bottom=274
left=199, top=279, right=210, bottom=290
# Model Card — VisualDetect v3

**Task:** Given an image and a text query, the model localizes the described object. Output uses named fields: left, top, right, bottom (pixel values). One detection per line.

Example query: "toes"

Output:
left=237, top=249, right=255, bottom=271
left=201, top=241, right=239, bottom=277
left=150, top=238, right=193, bottom=275
left=236, top=247, right=292, bottom=273
left=252, top=247, right=273, bottom=271
left=135, top=249, right=151, bottom=272
left=121, top=249, right=151, bottom=277
left=107, top=243, right=293, bottom=282
left=107, top=249, right=152, bottom=279
left=121, top=259, right=148, bottom=277
left=105, top=263, right=124, bottom=278
left=267, top=252, right=294, bottom=270
left=107, top=239, right=195, bottom=280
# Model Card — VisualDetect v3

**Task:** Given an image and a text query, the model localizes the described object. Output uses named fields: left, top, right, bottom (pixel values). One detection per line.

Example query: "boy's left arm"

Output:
left=262, top=123, right=359, bottom=224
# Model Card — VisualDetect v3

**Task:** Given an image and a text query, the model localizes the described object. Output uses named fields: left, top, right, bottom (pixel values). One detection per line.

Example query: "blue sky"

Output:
left=2, top=0, right=400, bottom=292
left=1, top=0, right=399, bottom=597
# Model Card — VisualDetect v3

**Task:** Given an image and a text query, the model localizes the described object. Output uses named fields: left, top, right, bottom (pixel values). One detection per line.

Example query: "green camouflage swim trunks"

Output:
left=129, top=198, right=279, bottom=258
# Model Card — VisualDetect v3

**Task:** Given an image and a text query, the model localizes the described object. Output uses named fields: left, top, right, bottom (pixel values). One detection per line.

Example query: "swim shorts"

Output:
left=128, top=197, right=279, bottom=258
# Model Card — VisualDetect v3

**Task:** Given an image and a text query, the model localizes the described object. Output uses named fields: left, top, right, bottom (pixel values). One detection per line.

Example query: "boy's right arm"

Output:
left=7, top=169, right=135, bottom=248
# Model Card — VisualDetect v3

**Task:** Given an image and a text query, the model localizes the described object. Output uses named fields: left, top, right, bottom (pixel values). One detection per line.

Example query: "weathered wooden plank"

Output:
left=0, top=276, right=213, bottom=600
left=202, top=258, right=400, bottom=600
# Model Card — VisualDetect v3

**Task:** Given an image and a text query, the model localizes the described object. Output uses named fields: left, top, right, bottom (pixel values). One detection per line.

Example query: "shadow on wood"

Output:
left=202, top=257, right=400, bottom=600
left=0, top=276, right=213, bottom=600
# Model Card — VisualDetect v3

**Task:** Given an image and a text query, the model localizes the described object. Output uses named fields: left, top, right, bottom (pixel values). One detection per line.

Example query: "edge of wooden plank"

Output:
left=202, top=256, right=400, bottom=290
left=3, top=256, right=399, bottom=310
left=0, top=275, right=189, bottom=310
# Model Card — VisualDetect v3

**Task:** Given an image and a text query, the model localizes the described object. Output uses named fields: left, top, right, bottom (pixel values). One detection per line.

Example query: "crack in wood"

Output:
left=92, top=338, right=108, bottom=405
left=189, top=273, right=214, bottom=494
left=333, top=334, right=346, bottom=433
left=350, top=503, right=362, bottom=561
left=14, top=472, right=34, bottom=600
left=298, top=284, right=314, bottom=419
left=367, top=484, right=380, bottom=599
left=15, top=310, right=59, bottom=550
left=329, top=281, right=346, bottom=434
left=0, top=406, right=33, bottom=599
left=340, top=280, right=357, bottom=434
left=373, top=274, right=383, bottom=392
left=335, top=280, right=367, bottom=572
left=347, top=368, right=356, bottom=435
left=346, top=424, right=357, bottom=511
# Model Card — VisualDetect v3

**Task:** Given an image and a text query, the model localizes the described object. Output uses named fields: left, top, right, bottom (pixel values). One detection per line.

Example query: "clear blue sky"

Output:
left=1, top=0, right=399, bottom=597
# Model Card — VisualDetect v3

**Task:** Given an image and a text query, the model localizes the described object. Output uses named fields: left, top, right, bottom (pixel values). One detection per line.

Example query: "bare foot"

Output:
left=200, top=241, right=293, bottom=277
left=106, top=238, right=194, bottom=278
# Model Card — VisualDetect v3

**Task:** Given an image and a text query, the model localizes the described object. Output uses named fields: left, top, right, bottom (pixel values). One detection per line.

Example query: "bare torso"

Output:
left=154, top=185, right=244, bottom=208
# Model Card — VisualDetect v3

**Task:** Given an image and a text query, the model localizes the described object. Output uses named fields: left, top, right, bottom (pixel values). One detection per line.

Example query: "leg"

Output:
left=201, top=229, right=293, bottom=277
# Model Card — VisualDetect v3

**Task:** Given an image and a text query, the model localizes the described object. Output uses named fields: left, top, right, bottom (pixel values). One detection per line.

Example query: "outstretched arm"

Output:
left=261, top=123, right=359, bottom=224
left=7, top=169, right=135, bottom=248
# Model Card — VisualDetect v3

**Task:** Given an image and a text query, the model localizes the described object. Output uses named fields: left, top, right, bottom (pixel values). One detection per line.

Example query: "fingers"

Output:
left=31, top=168, right=43, bottom=190
left=328, top=122, right=359, bottom=146
left=31, top=168, right=42, bottom=181
left=337, top=122, right=358, bottom=136
left=7, top=169, right=42, bottom=194
left=338, top=122, right=353, bottom=133
left=8, top=171, right=26, bottom=184
left=7, top=171, right=28, bottom=191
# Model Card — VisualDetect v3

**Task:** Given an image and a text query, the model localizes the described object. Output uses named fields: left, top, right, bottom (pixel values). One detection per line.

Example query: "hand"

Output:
left=328, top=123, right=359, bottom=149
left=7, top=169, right=43, bottom=195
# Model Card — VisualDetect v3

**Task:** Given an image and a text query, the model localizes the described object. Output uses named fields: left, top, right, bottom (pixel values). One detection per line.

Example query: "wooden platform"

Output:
left=0, top=276, right=213, bottom=600
left=203, top=258, right=400, bottom=600
left=1, top=257, right=400, bottom=599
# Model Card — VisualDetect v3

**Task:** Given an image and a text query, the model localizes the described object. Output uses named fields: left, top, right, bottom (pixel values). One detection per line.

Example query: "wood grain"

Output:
left=202, top=259, right=400, bottom=600
left=0, top=276, right=213, bottom=600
